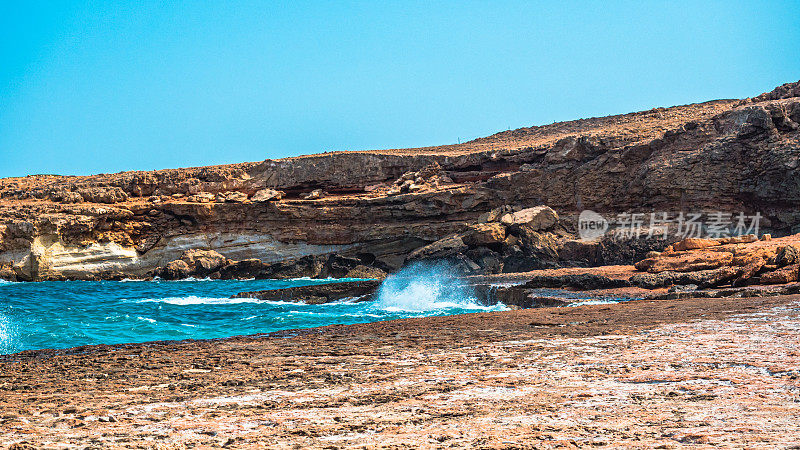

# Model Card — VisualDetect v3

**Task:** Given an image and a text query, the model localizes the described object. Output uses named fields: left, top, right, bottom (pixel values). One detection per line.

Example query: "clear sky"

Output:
left=1, top=1, right=798, bottom=178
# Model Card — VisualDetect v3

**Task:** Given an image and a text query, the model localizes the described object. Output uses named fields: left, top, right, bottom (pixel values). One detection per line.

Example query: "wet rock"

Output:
left=214, top=259, right=268, bottom=279
left=630, top=266, right=742, bottom=289
left=233, top=280, right=382, bottom=304
left=475, top=285, right=572, bottom=308
left=161, top=259, right=192, bottom=280
left=406, top=235, right=468, bottom=262
left=321, top=255, right=365, bottom=278
left=523, top=273, right=630, bottom=290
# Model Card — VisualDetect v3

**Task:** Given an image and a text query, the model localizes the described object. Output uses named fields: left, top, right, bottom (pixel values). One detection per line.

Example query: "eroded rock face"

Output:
left=1, top=81, right=799, bottom=280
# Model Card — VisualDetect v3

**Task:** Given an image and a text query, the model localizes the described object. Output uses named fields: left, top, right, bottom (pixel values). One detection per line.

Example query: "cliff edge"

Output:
left=1, top=81, right=799, bottom=281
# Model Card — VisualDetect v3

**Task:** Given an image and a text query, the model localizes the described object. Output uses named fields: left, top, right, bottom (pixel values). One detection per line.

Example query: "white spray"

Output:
left=372, top=261, right=503, bottom=312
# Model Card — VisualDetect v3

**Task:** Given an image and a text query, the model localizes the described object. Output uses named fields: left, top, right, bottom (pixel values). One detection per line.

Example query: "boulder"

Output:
left=760, top=264, right=800, bottom=284
left=515, top=228, right=560, bottom=259
left=180, top=249, right=228, bottom=274
left=558, top=240, right=601, bottom=265
left=461, top=223, right=506, bottom=247
left=225, top=191, right=249, bottom=203
left=322, top=254, right=364, bottom=278
left=251, top=188, right=285, bottom=202
left=215, top=259, right=268, bottom=279
left=775, top=245, right=800, bottom=267
left=161, top=260, right=192, bottom=280
left=500, top=206, right=558, bottom=230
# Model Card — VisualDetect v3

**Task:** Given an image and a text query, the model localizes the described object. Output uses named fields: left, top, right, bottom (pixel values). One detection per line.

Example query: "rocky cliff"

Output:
left=2, top=81, right=799, bottom=281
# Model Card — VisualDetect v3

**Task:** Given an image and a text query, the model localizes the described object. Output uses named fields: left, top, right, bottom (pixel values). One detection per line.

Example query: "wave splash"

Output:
left=373, top=261, right=504, bottom=312
left=0, top=314, right=14, bottom=354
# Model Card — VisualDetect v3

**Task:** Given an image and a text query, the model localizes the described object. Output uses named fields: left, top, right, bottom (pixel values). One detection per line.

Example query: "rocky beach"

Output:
left=2, top=294, right=799, bottom=448
left=2, top=80, right=800, bottom=448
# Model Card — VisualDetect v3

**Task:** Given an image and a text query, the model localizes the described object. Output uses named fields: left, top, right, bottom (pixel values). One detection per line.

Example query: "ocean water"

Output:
left=0, top=272, right=506, bottom=355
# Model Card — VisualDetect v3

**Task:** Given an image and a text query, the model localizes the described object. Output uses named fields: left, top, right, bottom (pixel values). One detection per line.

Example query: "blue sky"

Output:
left=1, top=1, right=798, bottom=177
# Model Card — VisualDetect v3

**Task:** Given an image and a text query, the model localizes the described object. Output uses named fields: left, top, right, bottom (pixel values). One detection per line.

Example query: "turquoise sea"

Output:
left=0, top=274, right=506, bottom=355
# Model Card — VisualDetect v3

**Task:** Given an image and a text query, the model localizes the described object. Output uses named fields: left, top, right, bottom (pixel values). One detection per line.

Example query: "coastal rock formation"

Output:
left=1, top=81, right=800, bottom=280
left=630, top=235, right=800, bottom=288
left=233, top=280, right=381, bottom=304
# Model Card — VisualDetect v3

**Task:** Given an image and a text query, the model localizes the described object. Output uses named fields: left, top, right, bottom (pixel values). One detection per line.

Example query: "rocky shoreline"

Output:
left=2, top=80, right=799, bottom=282
left=2, top=80, right=800, bottom=448
left=2, top=294, right=799, bottom=448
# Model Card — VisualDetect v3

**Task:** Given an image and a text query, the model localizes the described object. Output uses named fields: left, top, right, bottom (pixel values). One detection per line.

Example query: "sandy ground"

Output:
left=1, top=295, right=799, bottom=449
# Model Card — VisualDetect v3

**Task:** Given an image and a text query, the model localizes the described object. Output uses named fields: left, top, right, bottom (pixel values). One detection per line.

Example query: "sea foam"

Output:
left=373, top=261, right=507, bottom=312
left=138, top=296, right=264, bottom=305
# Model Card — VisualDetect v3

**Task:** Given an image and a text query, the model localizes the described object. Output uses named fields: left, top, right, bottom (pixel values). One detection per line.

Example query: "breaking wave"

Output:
left=373, top=261, right=507, bottom=312
left=137, top=296, right=264, bottom=305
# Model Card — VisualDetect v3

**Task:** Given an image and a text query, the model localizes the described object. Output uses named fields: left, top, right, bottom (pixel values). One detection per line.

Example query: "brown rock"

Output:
left=461, top=223, right=506, bottom=247
left=186, top=192, right=215, bottom=203
left=301, top=189, right=324, bottom=200
left=345, top=265, right=388, bottom=280
left=672, top=238, right=721, bottom=252
left=224, top=191, right=248, bottom=203
left=733, top=257, right=767, bottom=286
left=718, top=234, right=758, bottom=245
left=162, top=259, right=191, bottom=280
left=500, top=206, right=558, bottom=230
left=406, top=235, right=468, bottom=261
left=180, top=249, right=228, bottom=274
left=635, top=251, right=734, bottom=273
left=760, top=264, right=800, bottom=284
left=251, top=188, right=284, bottom=202
left=775, top=245, right=800, bottom=267
left=477, top=206, right=512, bottom=223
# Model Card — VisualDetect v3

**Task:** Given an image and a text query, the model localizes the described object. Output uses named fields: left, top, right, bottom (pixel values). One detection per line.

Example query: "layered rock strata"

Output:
left=2, top=81, right=800, bottom=281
